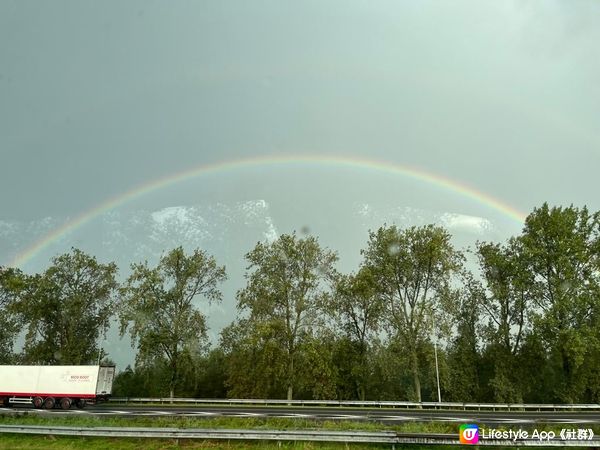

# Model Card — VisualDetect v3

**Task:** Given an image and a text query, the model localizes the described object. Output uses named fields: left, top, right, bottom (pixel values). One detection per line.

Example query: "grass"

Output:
left=0, top=413, right=456, bottom=433
left=1, top=436, right=595, bottom=450
left=2, top=412, right=599, bottom=433
left=1, top=413, right=598, bottom=449
left=0, top=436, right=387, bottom=450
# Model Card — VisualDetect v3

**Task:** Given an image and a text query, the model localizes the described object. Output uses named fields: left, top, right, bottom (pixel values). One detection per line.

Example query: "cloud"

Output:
left=439, top=213, right=493, bottom=235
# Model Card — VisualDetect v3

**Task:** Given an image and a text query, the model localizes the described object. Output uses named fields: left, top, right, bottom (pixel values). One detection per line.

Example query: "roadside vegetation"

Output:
left=3, top=436, right=587, bottom=450
left=1, top=415, right=598, bottom=450
left=2, top=410, right=600, bottom=437
left=0, top=414, right=453, bottom=431
left=4, top=439, right=598, bottom=450
left=2, top=203, right=600, bottom=404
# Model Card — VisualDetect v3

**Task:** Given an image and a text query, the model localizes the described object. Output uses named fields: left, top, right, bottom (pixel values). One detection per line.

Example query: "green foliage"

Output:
left=366, top=339, right=414, bottom=400
left=294, top=332, right=339, bottom=400
left=221, top=318, right=288, bottom=398
left=472, top=239, right=532, bottom=402
left=520, top=203, right=600, bottom=402
left=4, top=203, right=600, bottom=405
left=477, top=238, right=531, bottom=355
left=328, top=268, right=383, bottom=400
left=112, top=365, right=149, bottom=397
left=16, top=249, right=118, bottom=364
left=230, top=233, right=338, bottom=400
left=445, top=274, right=482, bottom=402
left=119, top=246, right=226, bottom=398
left=194, top=347, right=228, bottom=398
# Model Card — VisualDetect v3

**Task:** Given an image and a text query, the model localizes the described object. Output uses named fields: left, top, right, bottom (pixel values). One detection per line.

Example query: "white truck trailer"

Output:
left=0, top=365, right=115, bottom=409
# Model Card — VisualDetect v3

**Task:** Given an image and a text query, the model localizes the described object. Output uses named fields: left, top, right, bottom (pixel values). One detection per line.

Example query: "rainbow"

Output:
left=10, top=154, right=527, bottom=268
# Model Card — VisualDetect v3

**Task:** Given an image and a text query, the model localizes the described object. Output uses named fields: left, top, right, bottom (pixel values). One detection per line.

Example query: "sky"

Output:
left=2, top=0, right=600, bottom=369
left=1, top=0, right=600, bottom=256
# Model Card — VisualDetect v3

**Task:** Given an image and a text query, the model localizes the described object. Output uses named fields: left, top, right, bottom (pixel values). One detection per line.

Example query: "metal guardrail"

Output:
left=109, top=397, right=600, bottom=411
left=0, top=424, right=598, bottom=446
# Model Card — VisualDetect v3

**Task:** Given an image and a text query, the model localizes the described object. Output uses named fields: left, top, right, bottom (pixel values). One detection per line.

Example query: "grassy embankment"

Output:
left=0, top=436, right=515, bottom=450
left=1, top=413, right=598, bottom=449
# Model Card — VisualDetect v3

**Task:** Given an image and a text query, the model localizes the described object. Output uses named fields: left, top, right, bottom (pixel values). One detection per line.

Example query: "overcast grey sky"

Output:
left=4, top=0, right=600, bottom=366
left=2, top=0, right=599, bottom=227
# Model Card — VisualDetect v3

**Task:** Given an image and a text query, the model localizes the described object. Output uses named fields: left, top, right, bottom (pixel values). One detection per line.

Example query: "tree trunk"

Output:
left=170, top=357, right=177, bottom=404
left=358, top=346, right=367, bottom=401
left=411, top=350, right=422, bottom=404
left=560, top=345, right=574, bottom=403
left=287, top=355, right=294, bottom=401
left=358, top=385, right=366, bottom=402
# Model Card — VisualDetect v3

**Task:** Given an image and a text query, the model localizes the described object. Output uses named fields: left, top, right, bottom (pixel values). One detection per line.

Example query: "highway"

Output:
left=2, top=405, right=600, bottom=424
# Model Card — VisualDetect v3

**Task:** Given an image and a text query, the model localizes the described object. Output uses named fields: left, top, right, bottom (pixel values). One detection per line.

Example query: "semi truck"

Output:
left=0, top=365, right=115, bottom=409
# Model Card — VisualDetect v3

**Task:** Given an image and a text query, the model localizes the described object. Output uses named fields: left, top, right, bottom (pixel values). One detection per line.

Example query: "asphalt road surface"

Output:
left=2, top=405, right=600, bottom=424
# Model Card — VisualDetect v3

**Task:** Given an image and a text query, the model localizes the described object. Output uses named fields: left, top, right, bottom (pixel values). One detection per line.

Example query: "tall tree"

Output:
left=17, top=249, right=118, bottom=364
left=520, top=203, right=600, bottom=402
left=119, top=246, right=226, bottom=399
left=476, top=238, right=533, bottom=402
left=0, top=267, right=24, bottom=363
left=445, top=273, right=482, bottom=402
left=236, top=233, right=337, bottom=400
left=477, top=239, right=531, bottom=356
left=362, top=224, right=462, bottom=402
left=329, top=267, right=383, bottom=400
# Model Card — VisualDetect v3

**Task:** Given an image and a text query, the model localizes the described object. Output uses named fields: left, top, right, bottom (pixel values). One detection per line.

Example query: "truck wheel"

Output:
left=75, top=399, right=87, bottom=409
left=32, top=397, right=44, bottom=409
left=59, top=398, right=72, bottom=410
left=43, top=397, right=55, bottom=409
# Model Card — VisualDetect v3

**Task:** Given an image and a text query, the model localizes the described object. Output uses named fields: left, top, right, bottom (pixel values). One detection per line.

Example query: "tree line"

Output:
left=1, top=203, right=599, bottom=403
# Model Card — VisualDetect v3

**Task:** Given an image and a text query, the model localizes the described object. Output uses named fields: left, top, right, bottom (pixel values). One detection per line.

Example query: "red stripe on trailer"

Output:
left=0, top=392, right=97, bottom=398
